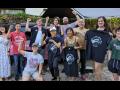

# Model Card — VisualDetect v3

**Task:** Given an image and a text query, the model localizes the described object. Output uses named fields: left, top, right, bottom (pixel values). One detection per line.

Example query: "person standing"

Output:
left=107, top=26, right=120, bottom=81
left=62, top=27, right=82, bottom=81
left=73, top=19, right=89, bottom=80
left=6, top=23, right=26, bottom=81
left=41, top=27, right=62, bottom=81
left=61, top=11, right=81, bottom=73
left=85, top=16, right=112, bottom=81
left=0, top=25, right=11, bottom=81
left=45, top=16, right=63, bottom=37
left=25, top=17, right=48, bottom=75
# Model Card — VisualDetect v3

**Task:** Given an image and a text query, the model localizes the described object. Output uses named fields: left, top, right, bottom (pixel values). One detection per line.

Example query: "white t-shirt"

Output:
left=24, top=51, right=44, bottom=73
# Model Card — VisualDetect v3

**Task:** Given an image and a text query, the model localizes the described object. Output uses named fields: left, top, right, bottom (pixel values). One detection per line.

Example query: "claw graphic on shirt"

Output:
left=29, top=57, right=38, bottom=68
left=91, top=36, right=102, bottom=47
left=66, top=54, right=74, bottom=65
left=14, top=36, right=22, bottom=46
left=50, top=43, right=57, bottom=53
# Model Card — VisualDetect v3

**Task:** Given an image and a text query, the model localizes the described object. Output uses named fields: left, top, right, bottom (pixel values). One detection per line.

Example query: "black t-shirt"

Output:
left=61, top=47, right=79, bottom=77
left=55, top=26, right=61, bottom=37
left=47, top=39, right=61, bottom=63
left=104, top=29, right=116, bottom=38
left=29, top=27, right=48, bottom=48
left=85, top=29, right=112, bottom=63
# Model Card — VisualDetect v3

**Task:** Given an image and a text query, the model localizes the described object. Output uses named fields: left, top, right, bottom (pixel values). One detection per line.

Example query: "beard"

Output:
left=63, top=22, right=69, bottom=25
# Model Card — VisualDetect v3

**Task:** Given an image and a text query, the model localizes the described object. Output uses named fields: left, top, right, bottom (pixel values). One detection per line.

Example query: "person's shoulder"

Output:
left=56, top=36, right=62, bottom=40
left=73, top=27, right=79, bottom=31
left=10, top=31, right=15, bottom=34
left=37, top=54, right=44, bottom=60
left=112, top=38, right=117, bottom=42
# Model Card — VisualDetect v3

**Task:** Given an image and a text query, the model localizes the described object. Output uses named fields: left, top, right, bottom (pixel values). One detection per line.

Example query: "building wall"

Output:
left=25, top=8, right=44, bottom=16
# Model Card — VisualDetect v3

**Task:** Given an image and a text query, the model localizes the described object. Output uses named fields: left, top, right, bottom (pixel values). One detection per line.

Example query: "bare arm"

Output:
left=41, top=33, right=46, bottom=45
left=60, top=25, right=64, bottom=36
left=18, top=38, right=25, bottom=56
left=72, top=11, right=81, bottom=26
left=108, top=50, right=112, bottom=61
left=7, top=25, right=13, bottom=39
left=24, top=41, right=26, bottom=50
left=45, top=16, right=50, bottom=30
left=25, top=18, right=31, bottom=32
left=62, top=38, right=67, bottom=49
left=74, top=37, right=83, bottom=49
left=52, top=41, right=61, bottom=48
left=38, top=63, right=43, bottom=76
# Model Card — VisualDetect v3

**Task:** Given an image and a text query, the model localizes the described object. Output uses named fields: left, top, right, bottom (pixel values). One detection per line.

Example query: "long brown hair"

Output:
left=96, top=16, right=111, bottom=32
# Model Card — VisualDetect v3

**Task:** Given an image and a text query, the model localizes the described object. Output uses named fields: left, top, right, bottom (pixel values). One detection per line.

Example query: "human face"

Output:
left=54, top=18, right=59, bottom=25
left=67, top=29, right=73, bottom=37
left=78, top=19, right=85, bottom=28
left=63, top=17, right=69, bottom=25
left=117, top=30, right=120, bottom=38
left=0, top=27, right=5, bottom=33
left=50, top=30, right=56, bottom=37
left=98, top=18, right=105, bottom=27
left=32, top=46, right=38, bottom=52
left=15, top=24, right=21, bottom=31
left=36, top=19, right=43, bottom=26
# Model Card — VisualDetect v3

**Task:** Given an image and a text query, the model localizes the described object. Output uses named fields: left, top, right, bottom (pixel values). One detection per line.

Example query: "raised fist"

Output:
left=9, top=25, right=13, bottom=30
left=27, top=18, right=31, bottom=22
left=46, top=16, right=49, bottom=21
left=72, top=11, right=77, bottom=15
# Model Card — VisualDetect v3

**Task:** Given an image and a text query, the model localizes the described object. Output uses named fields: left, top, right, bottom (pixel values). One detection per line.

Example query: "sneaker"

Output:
left=15, top=75, right=19, bottom=81
left=51, top=77, right=57, bottom=81
left=47, top=66, right=49, bottom=71
left=82, top=75, right=86, bottom=80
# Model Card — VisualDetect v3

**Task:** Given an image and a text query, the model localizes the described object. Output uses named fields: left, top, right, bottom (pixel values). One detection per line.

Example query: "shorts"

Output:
left=38, top=47, right=45, bottom=57
left=108, top=59, right=120, bottom=76
left=22, top=70, right=39, bottom=79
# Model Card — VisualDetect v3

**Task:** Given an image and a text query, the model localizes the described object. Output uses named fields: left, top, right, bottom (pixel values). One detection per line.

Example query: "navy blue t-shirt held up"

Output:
left=85, top=29, right=112, bottom=63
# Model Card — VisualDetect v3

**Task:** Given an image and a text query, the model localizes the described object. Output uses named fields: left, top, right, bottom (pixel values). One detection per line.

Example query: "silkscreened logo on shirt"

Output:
left=14, top=36, right=22, bottom=46
left=114, top=44, right=120, bottom=50
left=66, top=54, right=74, bottom=65
left=91, top=36, right=102, bottom=47
left=50, top=43, right=57, bottom=53
left=29, top=57, right=38, bottom=68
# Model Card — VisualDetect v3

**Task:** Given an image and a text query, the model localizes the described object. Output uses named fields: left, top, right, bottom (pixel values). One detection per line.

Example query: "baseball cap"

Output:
left=32, top=43, right=38, bottom=47
left=50, top=27, right=56, bottom=32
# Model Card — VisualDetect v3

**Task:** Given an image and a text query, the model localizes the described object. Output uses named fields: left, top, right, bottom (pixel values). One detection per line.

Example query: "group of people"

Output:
left=0, top=10, right=120, bottom=81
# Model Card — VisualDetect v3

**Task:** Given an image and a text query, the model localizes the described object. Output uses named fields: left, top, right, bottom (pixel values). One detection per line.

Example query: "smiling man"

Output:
left=73, top=19, right=89, bottom=80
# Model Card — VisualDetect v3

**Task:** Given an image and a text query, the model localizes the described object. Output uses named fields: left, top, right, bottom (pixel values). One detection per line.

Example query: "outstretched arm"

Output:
left=72, top=11, right=81, bottom=26
left=45, top=16, right=51, bottom=30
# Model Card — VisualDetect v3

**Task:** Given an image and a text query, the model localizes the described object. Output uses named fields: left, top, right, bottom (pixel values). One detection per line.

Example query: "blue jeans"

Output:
left=13, top=54, right=24, bottom=76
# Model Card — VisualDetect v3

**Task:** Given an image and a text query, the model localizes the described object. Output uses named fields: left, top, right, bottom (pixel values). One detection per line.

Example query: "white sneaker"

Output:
left=47, top=66, right=49, bottom=71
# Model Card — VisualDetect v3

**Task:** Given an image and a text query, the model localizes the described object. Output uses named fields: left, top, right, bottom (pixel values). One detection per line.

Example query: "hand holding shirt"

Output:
left=85, top=29, right=112, bottom=63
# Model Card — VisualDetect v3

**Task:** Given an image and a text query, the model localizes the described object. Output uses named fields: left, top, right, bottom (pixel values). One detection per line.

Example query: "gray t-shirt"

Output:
left=24, top=51, right=44, bottom=73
